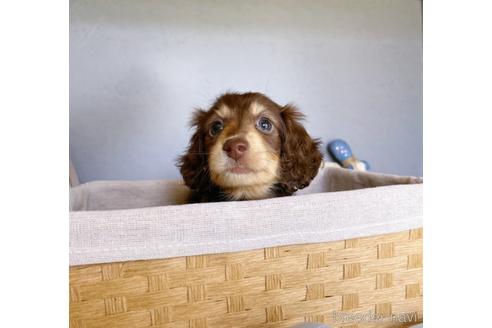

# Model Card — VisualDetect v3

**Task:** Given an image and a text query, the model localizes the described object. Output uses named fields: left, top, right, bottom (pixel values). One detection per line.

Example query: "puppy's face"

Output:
left=206, top=98, right=282, bottom=199
left=179, top=92, right=322, bottom=201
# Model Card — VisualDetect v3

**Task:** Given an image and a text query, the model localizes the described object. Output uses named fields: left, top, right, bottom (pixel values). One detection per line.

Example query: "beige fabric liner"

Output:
left=70, top=166, right=422, bottom=266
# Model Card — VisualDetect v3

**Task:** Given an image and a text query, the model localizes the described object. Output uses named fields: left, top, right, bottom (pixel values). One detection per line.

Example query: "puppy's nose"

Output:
left=223, top=138, right=249, bottom=160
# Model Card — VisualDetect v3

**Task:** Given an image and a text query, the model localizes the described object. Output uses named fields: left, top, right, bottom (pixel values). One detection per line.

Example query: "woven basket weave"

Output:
left=70, top=228, right=422, bottom=328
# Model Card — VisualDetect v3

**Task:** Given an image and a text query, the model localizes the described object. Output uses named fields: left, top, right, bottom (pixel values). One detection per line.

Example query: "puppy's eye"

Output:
left=209, top=121, right=224, bottom=136
left=257, top=117, right=273, bottom=133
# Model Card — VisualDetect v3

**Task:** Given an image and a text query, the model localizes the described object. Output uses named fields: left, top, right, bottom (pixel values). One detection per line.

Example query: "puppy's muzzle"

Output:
left=223, top=138, right=249, bottom=161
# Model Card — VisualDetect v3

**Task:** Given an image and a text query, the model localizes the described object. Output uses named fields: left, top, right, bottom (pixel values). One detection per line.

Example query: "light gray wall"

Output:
left=70, top=0, right=422, bottom=183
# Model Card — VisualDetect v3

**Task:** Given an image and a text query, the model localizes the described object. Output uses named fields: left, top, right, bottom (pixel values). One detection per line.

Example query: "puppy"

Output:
left=178, top=92, right=322, bottom=203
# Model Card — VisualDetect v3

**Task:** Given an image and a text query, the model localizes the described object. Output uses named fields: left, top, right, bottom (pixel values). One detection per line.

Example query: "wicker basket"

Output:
left=70, top=228, right=422, bottom=328
left=70, top=166, right=422, bottom=327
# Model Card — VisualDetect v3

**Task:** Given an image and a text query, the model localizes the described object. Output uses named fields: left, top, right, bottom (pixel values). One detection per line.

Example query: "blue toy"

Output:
left=328, top=139, right=370, bottom=171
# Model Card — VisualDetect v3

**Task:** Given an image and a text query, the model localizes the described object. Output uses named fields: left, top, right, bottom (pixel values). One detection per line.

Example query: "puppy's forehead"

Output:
left=214, top=101, right=268, bottom=117
left=249, top=101, right=266, bottom=116
left=215, top=104, right=232, bottom=118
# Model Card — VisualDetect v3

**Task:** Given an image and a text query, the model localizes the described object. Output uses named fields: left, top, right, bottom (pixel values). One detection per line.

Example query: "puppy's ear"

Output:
left=178, top=109, right=209, bottom=190
left=278, top=105, right=323, bottom=194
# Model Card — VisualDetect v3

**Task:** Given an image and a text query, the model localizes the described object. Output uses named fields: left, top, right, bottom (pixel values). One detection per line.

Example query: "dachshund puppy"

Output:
left=178, top=92, right=322, bottom=203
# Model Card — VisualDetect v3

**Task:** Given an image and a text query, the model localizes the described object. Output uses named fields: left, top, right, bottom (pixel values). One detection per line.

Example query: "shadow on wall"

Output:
left=70, top=65, right=182, bottom=181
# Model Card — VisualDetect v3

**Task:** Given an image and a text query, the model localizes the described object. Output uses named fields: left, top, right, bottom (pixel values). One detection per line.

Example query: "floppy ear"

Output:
left=278, top=105, right=323, bottom=194
left=178, top=110, right=210, bottom=190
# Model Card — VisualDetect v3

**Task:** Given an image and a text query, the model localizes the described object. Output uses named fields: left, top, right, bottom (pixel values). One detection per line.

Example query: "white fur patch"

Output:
left=215, top=105, right=231, bottom=118
left=224, top=184, right=274, bottom=201
left=208, top=129, right=279, bottom=200
left=249, top=102, right=265, bottom=116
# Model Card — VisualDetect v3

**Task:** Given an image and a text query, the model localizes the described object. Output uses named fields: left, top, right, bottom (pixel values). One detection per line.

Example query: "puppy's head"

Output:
left=179, top=92, right=322, bottom=201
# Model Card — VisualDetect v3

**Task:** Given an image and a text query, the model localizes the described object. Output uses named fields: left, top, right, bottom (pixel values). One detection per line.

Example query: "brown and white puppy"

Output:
left=178, top=92, right=322, bottom=203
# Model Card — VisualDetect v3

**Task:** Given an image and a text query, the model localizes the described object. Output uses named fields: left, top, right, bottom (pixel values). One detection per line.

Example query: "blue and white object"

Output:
left=328, top=139, right=370, bottom=171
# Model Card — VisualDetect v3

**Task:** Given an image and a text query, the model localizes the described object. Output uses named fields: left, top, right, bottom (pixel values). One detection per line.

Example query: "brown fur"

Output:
left=178, top=92, right=322, bottom=203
